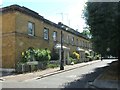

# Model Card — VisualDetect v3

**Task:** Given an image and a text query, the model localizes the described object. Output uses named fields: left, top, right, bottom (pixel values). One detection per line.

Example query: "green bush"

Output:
left=47, top=63, right=59, bottom=68
left=20, top=48, right=51, bottom=63
left=69, top=57, right=74, bottom=62
left=94, top=55, right=100, bottom=60
left=21, top=47, right=35, bottom=63
left=51, top=52, right=59, bottom=60
left=86, top=55, right=94, bottom=61
left=69, top=57, right=77, bottom=64
left=35, top=49, right=51, bottom=61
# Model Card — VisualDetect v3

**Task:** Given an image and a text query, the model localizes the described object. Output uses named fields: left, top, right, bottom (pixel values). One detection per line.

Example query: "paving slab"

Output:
left=0, top=60, right=100, bottom=82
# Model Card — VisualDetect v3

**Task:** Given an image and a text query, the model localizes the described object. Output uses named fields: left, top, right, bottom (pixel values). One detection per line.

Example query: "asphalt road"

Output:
left=1, top=59, right=116, bottom=88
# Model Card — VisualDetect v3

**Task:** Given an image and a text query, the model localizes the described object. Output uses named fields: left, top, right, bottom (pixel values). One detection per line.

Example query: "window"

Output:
left=62, top=33, right=64, bottom=43
left=79, top=40, right=81, bottom=46
left=44, top=28, right=49, bottom=40
left=28, top=22, right=35, bottom=36
left=71, top=37, right=74, bottom=45
left=76, top=39, right=78, bottom=46
left=53, top=31, right=57, bottom=41
left=80, top=40, right=83, bottom=47
left=83, top=41, right=85, bottom=48
left=67, top=35, right=69, bottom=44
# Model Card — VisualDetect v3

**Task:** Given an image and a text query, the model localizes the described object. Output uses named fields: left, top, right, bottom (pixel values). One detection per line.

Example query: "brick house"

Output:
left=0, top=5, right=92, bottom=69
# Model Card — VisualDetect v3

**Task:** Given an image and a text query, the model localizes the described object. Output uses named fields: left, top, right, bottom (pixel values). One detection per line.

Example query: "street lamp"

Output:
left=107, top=47, right=110, bottom=52
left=60, top=31, right=64, bottom=70
left=106, top=47, right=110, bottom=58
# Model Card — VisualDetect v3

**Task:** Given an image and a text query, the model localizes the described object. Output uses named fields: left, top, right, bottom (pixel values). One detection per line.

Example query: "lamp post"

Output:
left=107, top=48, right=110, bottom=52
left=107, top=47, right=110, bottom=58
left=60, top=31, right=64, bottom=70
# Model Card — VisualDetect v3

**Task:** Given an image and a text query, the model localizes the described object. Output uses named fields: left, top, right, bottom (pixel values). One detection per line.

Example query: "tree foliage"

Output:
left=81, top=26, right=92, bottom=39
left=83, top=2, right=120, bottom=57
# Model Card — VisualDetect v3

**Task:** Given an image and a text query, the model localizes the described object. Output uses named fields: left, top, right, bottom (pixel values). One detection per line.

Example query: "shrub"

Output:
left=47, top=63, right=59, bottom=68
left=94, top=54, right=100, bottom=60
left=85, top=51, right=90, bottom=58
left=71, top=52, right=80, bottom=60
left=20, top=48, right=51, bottom=63
left=69, top=57, right=74, bottom=62
left=86, top=56, right=93, bottom=61
left=34, top=49, right=51, bottom=62
left=69, top=57, right=77, bottom=64
left=34, top=49, right=42, bottom=61
left=21, top=47, right=35, bottom=63
left=51, top=52, right=59, bottom=60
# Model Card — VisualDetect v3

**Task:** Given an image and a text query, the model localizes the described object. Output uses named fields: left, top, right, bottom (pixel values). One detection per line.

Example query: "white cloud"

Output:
left=0, top=0, right=2, bottom=5
left=63, top=0, right=87, bottom=32
left=44, top=0, right=87, bottom=32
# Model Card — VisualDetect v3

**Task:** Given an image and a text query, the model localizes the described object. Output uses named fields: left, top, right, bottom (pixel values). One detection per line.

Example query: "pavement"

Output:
left=0, top=60, right=100, bottom=82
left=1, top=59, right=119, bottom=89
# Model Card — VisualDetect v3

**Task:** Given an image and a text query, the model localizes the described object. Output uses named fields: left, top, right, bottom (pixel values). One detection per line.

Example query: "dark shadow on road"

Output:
left=61, top=60, right=118, bottom=89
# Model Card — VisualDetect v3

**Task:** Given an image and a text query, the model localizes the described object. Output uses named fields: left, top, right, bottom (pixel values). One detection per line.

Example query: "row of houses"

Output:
left=0, top=5, right=92, bottom=69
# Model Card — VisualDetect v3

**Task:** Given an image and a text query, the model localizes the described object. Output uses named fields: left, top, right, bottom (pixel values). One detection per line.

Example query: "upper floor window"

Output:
left=62, top=33, right=64, bottom=43
left=79, top=40, right=81, bottom=46
left=44, top=28, right=49, bottom=40
left=84, top=42, right=86, bottom=48
left=71, top=37, right=74, bottom=45
left=76, top=39, right=78, bottom=46
left=28, top=22, right=35, bottom=36
left=67, top=35, right=69, bottom=44
left=80, top=40, right=83, bottom=47
left=83, top=41, right=85, bottom=47
left=53, top=31, right=57, bottom=41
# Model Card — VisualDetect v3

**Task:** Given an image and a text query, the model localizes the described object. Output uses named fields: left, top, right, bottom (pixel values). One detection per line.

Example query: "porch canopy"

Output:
left=54, top=44, right=70, bottom=65
left=89, top=49, right=92, bottom=52
left=76, top=47, right=85, bottom=52
left=54, top=44, right=70, bottom=50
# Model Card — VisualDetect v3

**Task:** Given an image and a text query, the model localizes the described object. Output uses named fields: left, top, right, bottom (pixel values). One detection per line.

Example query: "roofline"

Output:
left=1, top=4, right=89, bottom=40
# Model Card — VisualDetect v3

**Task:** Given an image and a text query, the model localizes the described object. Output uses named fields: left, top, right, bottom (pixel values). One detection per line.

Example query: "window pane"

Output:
left=76, top=39, right=78, bottom=46
left=28, top=22, right=34, bottom=36
left=72, top=37, right=74, bottom=45
left=44, top=28, right=49, bottom=40
left=67, top=35, right=69, bottom=44
left=53, top=31, right=57, bottom=41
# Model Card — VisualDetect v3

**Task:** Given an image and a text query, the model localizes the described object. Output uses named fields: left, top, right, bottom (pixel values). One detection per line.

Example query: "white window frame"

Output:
left=53, top=31, right=57, bottom=41
left=28, top=22, right=35, bottom=36
left=71, top=37, right=74, bottom=45
left=67, top=35, right=69, bottom=44
left=44, top=28, right=49, bottom=40
left=76, top=39, right=78, bottom=46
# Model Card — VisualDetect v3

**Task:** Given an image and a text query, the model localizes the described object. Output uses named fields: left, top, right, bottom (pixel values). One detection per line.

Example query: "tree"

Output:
left=81, top=26, right=92, bottom=39
left=83, top=2, right=120, bottom=59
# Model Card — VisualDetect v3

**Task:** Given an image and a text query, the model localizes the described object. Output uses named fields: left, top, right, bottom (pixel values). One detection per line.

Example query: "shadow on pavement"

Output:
left=62, top=61, right=118, bottom=89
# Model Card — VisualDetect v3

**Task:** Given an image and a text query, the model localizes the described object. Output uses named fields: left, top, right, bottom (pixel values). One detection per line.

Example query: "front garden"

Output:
left=17, top=47, right=51, bottom=73
left=16, top=47, right=100, bottom=73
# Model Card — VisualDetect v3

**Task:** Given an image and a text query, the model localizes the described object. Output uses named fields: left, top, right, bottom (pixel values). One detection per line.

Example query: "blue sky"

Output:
left=1, top=0, right=87, bottom=32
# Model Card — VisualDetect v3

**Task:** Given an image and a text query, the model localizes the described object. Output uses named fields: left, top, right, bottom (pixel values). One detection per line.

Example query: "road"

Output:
left=1, top=59, right=116, bottom=88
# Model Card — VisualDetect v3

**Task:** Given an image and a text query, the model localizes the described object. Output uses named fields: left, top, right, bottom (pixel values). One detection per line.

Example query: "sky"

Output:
left=1, top=0, right=88, bottom=32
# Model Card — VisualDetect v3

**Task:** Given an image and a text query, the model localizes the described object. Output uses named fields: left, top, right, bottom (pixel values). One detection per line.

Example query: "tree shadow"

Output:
left=61, top=61, right=118, bottom=89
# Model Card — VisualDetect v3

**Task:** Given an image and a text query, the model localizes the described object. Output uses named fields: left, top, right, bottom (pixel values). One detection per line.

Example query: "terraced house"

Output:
left=0, top=5, right=92, bottom=69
